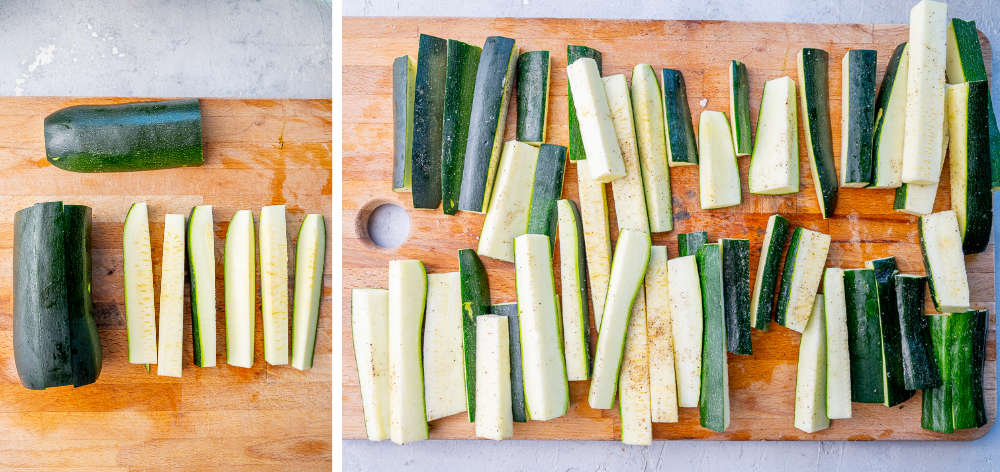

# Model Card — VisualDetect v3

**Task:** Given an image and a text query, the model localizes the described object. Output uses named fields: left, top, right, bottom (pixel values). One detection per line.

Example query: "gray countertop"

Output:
left=344, top=0, right=1000, bottom=470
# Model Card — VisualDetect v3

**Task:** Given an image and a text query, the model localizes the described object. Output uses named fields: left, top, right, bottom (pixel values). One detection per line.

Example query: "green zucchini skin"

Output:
left=729, top=60, right=752, bottom=156
left=843, top=269, right=884, bottom=403
left=458, top=249, right=490, bottom=422
left=948, top=310, right=988, bottom=430
left=894, top=274, right=941, bottom=390
left=841, top=49, right=877, bottom=187
left=697, top=243, right=728, bottom=432
left=872, top=43, right=906, bottom=187
left=491, top=303, right=527, bottom=422
left=949, top=19, right=1000, bottom=190
left=774, top=227, right=802, bottom=327
left=867, top=257, right=912, bottom=407
left=44, top=99, right=203, bottom=173
left=459, top=36, right=518, bottom=212
left=951, top=80, right=992, bottom=254
left=922, top=314, right=953, bottom=433
left=721, top=239, right=751, bottom=354
left=677, top=231, right=708, bottom=257
left=797, top=48, right=838, bottom=217
left=516, top=51, right=550, bottom=145
left=441, top=41, right=482, bottom=215
left=566, top=45, right=602, bottom=161
left=411, top=34, right=448, bottom=210
left=551, top=199, right=592, bottom=377
left=392, top=55, right=415, bottom=191
left=662, top=68, right=699, bottom=165
left=751, top=215, right=789, bottom=330
left=527, top=144, right=567, bottom=245
left=13, top=202, right=101, bottom=389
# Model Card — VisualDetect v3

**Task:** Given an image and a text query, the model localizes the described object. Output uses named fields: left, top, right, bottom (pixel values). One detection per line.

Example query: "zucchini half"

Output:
left=947, top=18, right=1000, bottom=189
left=698, top=111, right=741, bottom=210
left=604, top=73, right=650, bottom=233
left=477, top=141, right=540, bottom=262
left=794, top=296, right=829, bottom=433
left=575, top=162, right=613, bottom=328
left=387, top=260, right=429, bottom=444
left=721, top=238, right=751, bottom=355
left=123, top=202, right=158, bottom=366
left=645, top=246, right=678, bottom=422
left=946, top=81, right=992, bottom=254
left=865, top=257, right=913, bottom=407
left=894, top=274, right=941, bottom=390
left=566, top=57, right=626, bottom=183
left=224, top=210, right=256, bottom=368
left=475, top=314, right=514, bottom=440
left=900, top=0, right=948, bottom=185
left=749, top=214, right=790, bottom=331
left=459, top=249, right=490, bottom=421
left=259, top=205, right=289, bottom=366
left=729, top=60, right=752, bottom=156
left=491, top=303, right=527, bottom=422
left=748, top=77, right=799, bottom=195
left=921, top=310, right=989, bottom=432
left=291, top=214, right=328, bottom=370
left=187, top=205, right=217, bottom=367
left=555, top=200, right=591, bottom=381
left=668, top=255, right=704, bottom=408
left=440, top=40, right=481, bottom=215
left=871, top=43, right=909, bottom=189
left=566, top=45, right=602, bottom=161
left=697, top=243, right=730, bottom=433
left=352, top=288, right=390, bottom=441
left=843, top=268, right=884, bottom=403
left=392, top=55, right=416, bottom=192
left=422, top=272, right=466, bottom=422
left=526, top=144, right=567, bottom=245
left=839, top=49, right=877, bottom=188
left=918, top=210, right=971, bottom=313
left=796, top=48, right=838, bottom=217
left=822, top=268, right=851, bottom=419
left=619, top=286, right=651, bottom=445
left=516, top=50, right=551, bottom=145
left=775, top=227, right=831, bottom=333
left=631, top=64, right=674, bottom=232
left=662, top=68, right=698, bottom=166
left=410, top=34, right=448, bottom=209
left=156, top=214, right=186, bottom=378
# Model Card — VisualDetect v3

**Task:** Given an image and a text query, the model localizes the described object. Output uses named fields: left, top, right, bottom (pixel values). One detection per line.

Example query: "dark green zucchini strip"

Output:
left=797, top=48, right=838, bottom=217
left=872, top=43, right=906, bottom=188
left=866, top=257, right=912, bottom=407
left=922, top=314, right=953, bottom=433
left=441, top=40, right=482, bottom=214
left=492, top=302, right=527, bottom=422
left=773, top=227, right=803, bottom=328
left=949, top=80, right=992, bottom=254
left=411, top=34, right=448, bottom=209
left=948, top=19, right=1000, bottom=189
left=894, top=274, right=940, bottom=390
left=516, top=51, right=550, bottom=145
left=662, top=68, right=698, bottom=165
left=526, top=144, right=567, bottom=246
left=459, top=248, right=491, bottom=421
left=948, top=310, right=988, bottom=430
left=750, top=214, right=790, bottom=331
left=840, top=49, right=877, bottom=187
left=721, top=238, right=751, bottom=354
left=392, top=55, right=415, bottom=191
left=677, top=231, right=708, bottom=257
left=566, top=45, right=602, bottom=161
left=697, top=243, right=728, bottom=432
left=843, top=268, right=883, bottom=403
left=729, top=60, right=752, bottom=156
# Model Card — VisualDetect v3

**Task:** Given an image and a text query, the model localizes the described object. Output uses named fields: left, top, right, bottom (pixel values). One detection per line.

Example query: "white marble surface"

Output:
left=344, top=0, right=1000, bottom=470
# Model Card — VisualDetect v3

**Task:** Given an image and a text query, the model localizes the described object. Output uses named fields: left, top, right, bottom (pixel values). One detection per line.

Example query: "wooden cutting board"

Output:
left=343, top=17, right=996, bottom=441
left=0, top=97, right=332, bottom=469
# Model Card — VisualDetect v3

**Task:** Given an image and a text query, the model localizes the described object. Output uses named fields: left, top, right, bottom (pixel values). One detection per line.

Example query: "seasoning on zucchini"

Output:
left=945, top=81, right=992, bottom=254
left=871, top=43, right=909, bottom=189
left=410, top=34, right=448, bottom=209
left=839, top=49, right=877, bottom=188
left=796, top=48, right=838, bottom=217
left=662, top=68, right=698, bottom=166
left=749, top=215, right=790, bottom=331
left=441, top=40, right=482, bottom=214
left=516, top=50, right=551, bottom=145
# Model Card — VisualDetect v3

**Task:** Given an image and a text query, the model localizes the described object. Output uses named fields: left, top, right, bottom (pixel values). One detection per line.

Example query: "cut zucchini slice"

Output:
left=645, top=246, right=678, bottom=423
left=566, top=57, right=626, bottom=183
left=748, top=77, right=799, bottom=194
left=526, top=144, right=567, bottom=245
left=922, top=314, right=953, bottom=433
left=516, top=50, right=550, bottom=145
left=588, top=229, right=651, bottom=409
left=839, top=49, right=877, bottom=188
left=575, top=162, right=613, bottom=329
left=513, top=234, right=569, bottom=420
left=698, top=111, right=741, bottom=210
left=441, top=40, right=481, bottom=215
left=668, top=255, right=703, bottom=408
left=721, top=238, right=751, bottom=355
left=604, top=73, right=650, bottom=233
left=894, top=274, right=941, bottom=390
left=901, top=0, right=948, bottom=185
left=392, top=55, right=415, bottom=192
left=477, top=141, right=540, bottom=262
left=352, top=288, right=390, bottom=441
left=843, top=268, right=883, bottom=404
left=475, top=314, right=514, bottom=440
left=775, top=227, right=830, bottom=332
left=387, top=260, right=428, bottom=444
left=556, top=200, right=591, bottom=381
left=187, top=205, right=217, bottom=367
left=123, top=202, right=157, bottom=366
left=794, top=296, right=829, bottom=433
left=259, top=205, right=289, bottom=366
left=566, top=45, right=602, bottom=161
left=677, top=231, right=708, bottom=258
left=871, top=43, right=909, bottom=189
left=947, top=310, right=988, bottom=430
left=410, top=34, right=447, bottom=209
left=631, top=64, right=674, bottom=232
left=491, top=303, right=527, bottom=422
left=422, top=272, right=466, bottom=421
left=947, top=18, right=1000, bottom=189
left=822, top=268, right=851, bottom=419
left=796, top=48, right=838, bottom=218
left=918, top=210, right=971, bottom=312
left=459, top=248, right=490, bottom=421
left=729, top=60, right=752, bottom=156
left=619, top=286, right=651, bottom=445
left=156, top=214, right=185, bottom=378
left=865, top=257, right=913, bottom=407
left=224, top=210, right=256, bottom=368
left=697, top=243, right=730, bottom=433
left=662, top=68, right=698, bottom=166
left=946, top=81, right=992, bottom=254
left=749, top=214, right=790, bottom=330
left=291, top=214, right=328, bottom=370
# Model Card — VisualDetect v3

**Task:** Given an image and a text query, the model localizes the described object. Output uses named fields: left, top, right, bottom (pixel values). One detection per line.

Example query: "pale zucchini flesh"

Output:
left=630, top=64, right=674, bottom=232
left=776, top=228, right=831, bottom=333
left=667, top=255, right=703, bottom=408
left=475, top=315, right=513, bottom=440
left=749, top=214, right=789, bottom=330
left=259, top=205, right=289, bottom=366
left=352, top=288, right=391, bottom=441
left=566, top=57, right=626, bottom=183
left=224, top=210, right=256, bottom=368
left=748, top=77, right=799, bottom=194
left=156, top=214, right=185, bottom=378
left=871, top=43, right=909, bottom=189
left=422, top=272, right=466, bottom=421
left=575, top=161, right=613, bottom=329
left=900, top=0, right=948, bottom=185
left=698, top=111, right=741, bottom=209
left=619, top=287, right=651, bottom=445
left=604, top=74, right=650, bottom=233
left=645, top=246, right=678, bottom=422
left=291, top=214, right=328, bottom=370
left=187, top=205, right=217, bottom=367
left=588, top=229, right=651, bottom=409
left=919, top=210, right=970, bottom=312
left=794, top=296, right=830, bottom=433
left=895, top=112, right=948, bottom=215
left=123, top=202, right=157, bottom=365
left=822, top=268, right=852, bottom=419
left=477, top=141, right=540, bottom=262
left=556, top=200, right=591, bottom=381
left=387, top=260, right=428, bottom=444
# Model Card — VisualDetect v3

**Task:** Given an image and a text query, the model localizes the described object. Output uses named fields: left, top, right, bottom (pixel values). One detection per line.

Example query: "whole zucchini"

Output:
left=44, top=98, right=204, bottom=172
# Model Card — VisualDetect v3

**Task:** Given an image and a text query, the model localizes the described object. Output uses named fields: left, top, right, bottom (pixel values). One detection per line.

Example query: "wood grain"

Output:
left=342, top=17, right=996, bottom=441
left=0, top=97, right=332, bottom=469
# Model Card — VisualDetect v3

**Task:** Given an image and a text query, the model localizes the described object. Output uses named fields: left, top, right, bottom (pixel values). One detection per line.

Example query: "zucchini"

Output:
left=894, top=113, right=949, bottom=215
left=123, top=202, right=157, bottom=366
left=865, top=257, right=912, bottom=407
left=387, top=260, right=428, bottom=444
left=922, top=314, right=953, bottom=433
left=729, top=60, right=752, bottom=156
left=422, top=272, right=466, bottom=421
left=749, top=214, right=790, bottom=330
left=458, top=249, right=490, bottom=421
left=156, top=214, right=185, bottom=378
left=475, top=314, right=514, bottom=440
left=290, top=214, right=327, bottom=370
left=843, top=268, right=884, bottom=403
left=748, top=77, right=799, bottom=194
left=516, top=50, right=550, bottom=145
left=187, top=205, right=217, bottom=367
left=13, top=202, right=101, bottom=389
left=491, top=303, right=527, bottom=422
left=946, top=81, right=992, bottom=254
left=794, top=296, right=829, bottom=433
left=441, top=40, right=481, bottom=214
left=721, top=239, right=751, bottom=354
left=894, top=274, right=941, bottom=390
left=947, top=310, right=988, bottom=430
left=871, top=43, right=909, bottom=189
left=477, top=141, right=540, bottom=262
left=392, top=55, right=415, bottom=192
left=697, top=243, right=730, bottom=433
left=555, top=200, right=591, bottom=381
left=668, top=255, right=703, bottom=408
left=645, top=246, right=678, bottom=422
left=459, top=35, right=518, bottom=213
left=259, top=205, right=289, bottom=366
left=575, top=163, right=613, bottom=329
left=513, top=234, right=569, bottom=420
left=631, top=64, right=674, bottom=232
left=822, top=268, right=851, bottom=419
left=604, top=74, right=650, bottom=233
left=588, top=229, right=651, bottom=409
left=351, top=288, right=390, bottom=441
left=774, top=227, right=831, bottom=333
left=410, top=34, right=448, bottom=209
left=662, top=68, right=698, bottom=166
left=901, top=0, right=948, bottom=185
left=566, top=57, right=626, bottom=183
left=947, top=18, right=1000, bottom=189
left=918, top=210, right=970, bottom=312
left=796, top=48, right=839, bottom=218
left=224, top=210, right=255, bottom=368
left=566, top=45, right=602, bottom=161
left=839, top=49, right=877, bottom=188
left=527, top=144, right=567, bottom=245
left=677, top=231, right=708, bottom=257
left=44, top=99, right=203, bottom=173
left=619, top=287, right=651, bottom=445
left=698, top=111, right=741, bottom=209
